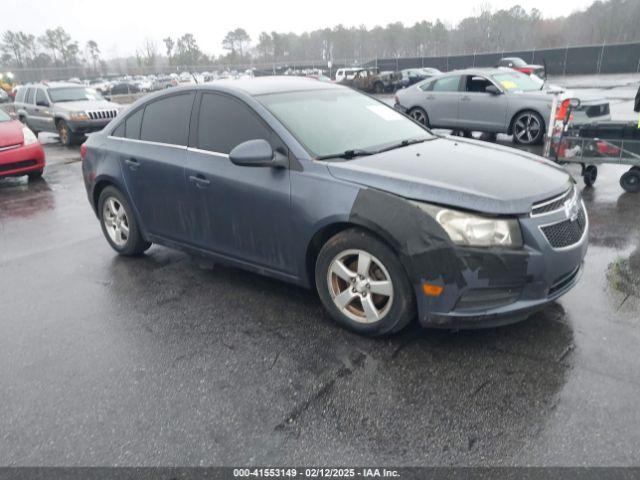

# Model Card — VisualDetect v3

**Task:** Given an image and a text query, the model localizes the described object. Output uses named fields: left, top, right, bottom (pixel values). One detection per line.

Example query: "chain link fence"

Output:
left=370, top=41, right=640, bottom=76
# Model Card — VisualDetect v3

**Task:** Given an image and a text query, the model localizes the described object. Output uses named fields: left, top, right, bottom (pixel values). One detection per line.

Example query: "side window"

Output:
left=196, top=93, right=279, bottom=154
left=465, top=76, right=493, bottom=93
left=112, top=123, right=124, bottom=137
left=432, top=76, right=461, bottom=92
left=35, top=89, right=48, bottom=105
left=140, top=93, right=194, bottom=145
left=419, top=79, right=435, bottom=91
left=125, top=108, right=143, bottom=140
left=25, top=87, right=34, bottom=104
left=15, top=88, right=25, bottom=103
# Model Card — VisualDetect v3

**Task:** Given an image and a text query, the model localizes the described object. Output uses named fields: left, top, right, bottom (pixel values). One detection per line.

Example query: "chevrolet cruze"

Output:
left=82, top=77, right=588, bottom=336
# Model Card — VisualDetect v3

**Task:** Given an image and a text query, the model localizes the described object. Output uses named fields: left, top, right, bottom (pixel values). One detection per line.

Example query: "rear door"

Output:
left=184, top=92, right=294, bottom=273
left=420, top=75, right=462, bottom=128
left=22, top=88, right=39, bottom=130
left=458, top=75, right=509, bottom=132
left=32, top=88, right=54, bottom=132
left=118, top=91, right=195, bottom=242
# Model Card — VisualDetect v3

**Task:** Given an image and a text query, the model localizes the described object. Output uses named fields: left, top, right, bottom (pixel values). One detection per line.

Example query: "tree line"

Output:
left=1, top=0, right=639, bottom=79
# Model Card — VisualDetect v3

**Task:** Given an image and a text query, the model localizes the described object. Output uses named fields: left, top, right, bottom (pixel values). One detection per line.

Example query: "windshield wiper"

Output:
left=316, top=149, right=375, bottom=161
left=375, top=137, right=429, bottom=153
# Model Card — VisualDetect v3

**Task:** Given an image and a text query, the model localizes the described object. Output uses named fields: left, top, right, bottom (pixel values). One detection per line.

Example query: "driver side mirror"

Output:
left=485, top=85, right=502, bottom=95
left=229, top=139, right=287, bottom=168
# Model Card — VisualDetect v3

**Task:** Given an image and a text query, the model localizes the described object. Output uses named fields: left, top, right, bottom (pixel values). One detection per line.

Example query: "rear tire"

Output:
left=583, top=165, right=598, bottom=187
left=315, top=228, right=415, bottom=336
left=98, top=186, right=151, bottom=256
left=408, top=107, right=430, bottom=127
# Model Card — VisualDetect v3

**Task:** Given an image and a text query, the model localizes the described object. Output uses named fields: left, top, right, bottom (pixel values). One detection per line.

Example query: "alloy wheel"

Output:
left=410, top=109, right=427, bottom=125
left=326, top=249, right=394, bottom=324
left=513, top=113, right=541, bottom=144
left=102, top=197, right=130, bottom=247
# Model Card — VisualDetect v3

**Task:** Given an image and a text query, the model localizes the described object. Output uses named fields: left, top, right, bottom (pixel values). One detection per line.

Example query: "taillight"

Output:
left=80, top=142, right=87, bottom=161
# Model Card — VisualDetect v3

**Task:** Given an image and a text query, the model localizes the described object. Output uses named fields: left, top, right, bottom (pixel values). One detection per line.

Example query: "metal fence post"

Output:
left=562, top=45, right=568, bottom=76
left=597, top=42, right=605, bottom=74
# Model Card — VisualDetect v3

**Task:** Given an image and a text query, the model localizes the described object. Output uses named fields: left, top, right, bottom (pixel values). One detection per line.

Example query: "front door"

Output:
left=184, top=92, right=294, bottom=274
left=458, top=75, right=509, bottom=132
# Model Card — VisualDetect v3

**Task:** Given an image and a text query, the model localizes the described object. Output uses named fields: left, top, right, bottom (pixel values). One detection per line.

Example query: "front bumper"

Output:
left=415, top=200, right=589, bottom=329
left=67, top=118, right=113, bottom=134
left=0, top=142, right=46, bottom=177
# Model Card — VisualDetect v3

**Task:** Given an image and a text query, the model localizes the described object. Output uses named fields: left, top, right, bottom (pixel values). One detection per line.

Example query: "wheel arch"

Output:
left=305, top=220, right=403, bottom=291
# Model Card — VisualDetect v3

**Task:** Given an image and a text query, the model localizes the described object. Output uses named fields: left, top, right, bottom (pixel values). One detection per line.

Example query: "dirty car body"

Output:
left=82, top=77, right=588, bottom=333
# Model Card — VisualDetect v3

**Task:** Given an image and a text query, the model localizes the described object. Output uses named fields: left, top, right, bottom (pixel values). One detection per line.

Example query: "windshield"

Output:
left=259, top=88, right=433, bottom=158
left=48, top=87, right=104, bottom=102
left=491, top=72, right=542, bottom=92
left=0, top=109, right=10, bottom=122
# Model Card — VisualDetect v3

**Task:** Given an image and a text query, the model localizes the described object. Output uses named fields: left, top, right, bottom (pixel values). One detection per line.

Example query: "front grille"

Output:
left=531, top=185, right=574, bottom=216
left=0, top=159, right=37, bottom=173
left=87, top=110, right=118, bottom=120
left=549, top=266, right=581, bottom=296
left=585, top=103, right=610, bottom=118
left=540, top=205, right=587, bottom=248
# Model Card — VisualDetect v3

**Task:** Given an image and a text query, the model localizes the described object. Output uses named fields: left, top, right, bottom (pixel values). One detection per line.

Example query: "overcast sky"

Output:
left=2, top=0, right=593, bottom=58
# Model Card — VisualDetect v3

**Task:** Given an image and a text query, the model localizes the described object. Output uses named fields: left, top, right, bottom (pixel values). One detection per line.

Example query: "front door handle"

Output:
left=461, top=96, right=471, bottom=102
left=188, top=174, right=211, bottom=188
left=124, top=158, right=140, bottom=170
left=425, top=95, right=435, bottom=100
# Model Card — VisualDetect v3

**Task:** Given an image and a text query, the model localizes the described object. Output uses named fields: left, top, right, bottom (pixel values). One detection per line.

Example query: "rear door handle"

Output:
left=461, top=96, right=471, bottom=102
left=188, top=174, right=211, bottom=188
left=124, top=158, right=140, bottom=170
left=426, top=95, right=435, bottom=100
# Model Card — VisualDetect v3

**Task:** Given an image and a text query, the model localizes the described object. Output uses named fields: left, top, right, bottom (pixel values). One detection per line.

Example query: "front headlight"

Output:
left=22, top=126, right=38, bottom=146
left=69, top=111, right=89, bottom=121
left=413, top=202, right=523, bottom=247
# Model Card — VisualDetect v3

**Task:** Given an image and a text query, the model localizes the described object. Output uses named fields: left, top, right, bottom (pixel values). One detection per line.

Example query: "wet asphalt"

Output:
left=1, top=88, right=640, bottom=466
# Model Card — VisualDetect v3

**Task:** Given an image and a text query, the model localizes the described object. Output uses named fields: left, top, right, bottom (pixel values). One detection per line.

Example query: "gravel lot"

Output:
left=0, top=76, right=639, bottom=466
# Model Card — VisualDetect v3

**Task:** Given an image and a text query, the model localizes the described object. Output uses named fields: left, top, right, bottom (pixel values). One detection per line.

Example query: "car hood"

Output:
left=55, top=100, right=121, bottom=111
left=326, top=137, right=572, bottom=215
left=0, top=120, right=24, bottom=147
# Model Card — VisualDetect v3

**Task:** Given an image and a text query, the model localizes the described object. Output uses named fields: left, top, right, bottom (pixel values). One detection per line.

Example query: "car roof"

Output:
left=194, top=76, right=340, bottom=96
left=19, top=82, right=85, bottom=89
left=437, top=68, right=517, bottom=76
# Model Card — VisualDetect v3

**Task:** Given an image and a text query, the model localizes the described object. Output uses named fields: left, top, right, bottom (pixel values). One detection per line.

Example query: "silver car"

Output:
left=395, top=68, right=611, bottom=145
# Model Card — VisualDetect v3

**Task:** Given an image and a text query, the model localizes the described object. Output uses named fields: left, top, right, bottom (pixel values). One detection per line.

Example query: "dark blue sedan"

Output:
left=82, top=77, right=588, bottom=335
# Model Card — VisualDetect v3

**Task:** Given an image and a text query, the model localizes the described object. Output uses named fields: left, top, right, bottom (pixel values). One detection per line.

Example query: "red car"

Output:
left=0, top=109, right=45, bottom=180
left=496, top=57, right=545, bottom=77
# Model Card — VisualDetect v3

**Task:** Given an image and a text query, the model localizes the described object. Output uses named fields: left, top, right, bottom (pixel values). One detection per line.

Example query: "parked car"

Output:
left=82, top=78, right=588, bottom=336
left=89, top=78, right=111, bottom=95
left=496, top=57, right=545, bottom=77
left=0, top=88, right=9, bottom=103
left=13, top=82, right=122, bottom=146
left=109, top=81, right=140, bottom=95
left=338, top=68, right=401, bottom=93
left=0, top=108, right=45, bottom=180
left=334, top=68, right=362, bottom=83
left=395, top=68, right=610, bottom=145
left=399, top=68, right=441, bottom=88
left=152, top=76, right=176, bottom=90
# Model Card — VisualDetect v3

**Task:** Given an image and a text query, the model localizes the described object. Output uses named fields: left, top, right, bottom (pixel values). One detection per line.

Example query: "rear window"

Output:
left=432, top=76, right=461, bottom=92
left=125, top=108, right=143, bottom=140
left=15, top=88, right=26, bottom=103
left=140, top=93, right=194, bottom=145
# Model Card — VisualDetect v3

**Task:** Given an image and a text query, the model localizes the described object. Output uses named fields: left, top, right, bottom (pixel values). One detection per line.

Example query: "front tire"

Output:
left=98, top=186, right=151, bottom=256
left=512, top=110, right=545, bottom=145
left=27, top=169, right=43, bottom=181
left=315, top=228, right=415, bottom=336
left=57, top=119, right=82, bottom=146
